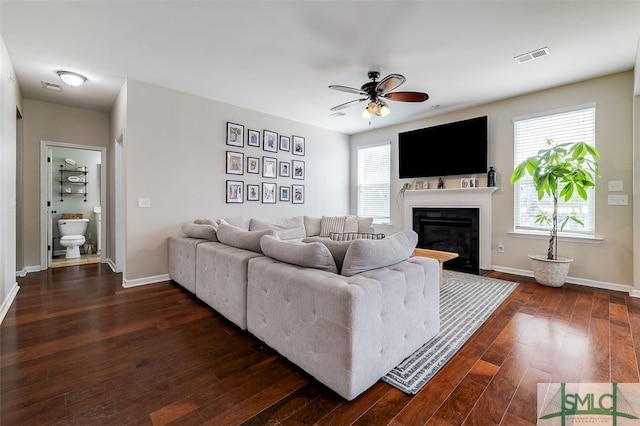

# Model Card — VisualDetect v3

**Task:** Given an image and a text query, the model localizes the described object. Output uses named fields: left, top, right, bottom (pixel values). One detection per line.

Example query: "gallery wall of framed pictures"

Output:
left=225, top=121, right=305, bottom=204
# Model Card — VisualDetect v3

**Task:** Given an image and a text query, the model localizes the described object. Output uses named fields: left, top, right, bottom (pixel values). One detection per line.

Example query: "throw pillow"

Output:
left=249, top=216, right=306, bottom=240
left=341, top=230, right=418, bottom=277
left=303, top=216, right=322, bottom=237
left=329, top=232, right=386, bottom=241
left=194, top=218, right=217, bottom=226
left=220, top=216, right=251, bottom=230
left=356, top=217, right=374, bottom=233
left=216, top=223, right=276, bottom=253
left=302, top=237, right=354, bottom=273
left=261, top=235, right=338, bottom=273
left=319, top=216, right=346, bottom=237
left=181, top=223, right=218, bottom=241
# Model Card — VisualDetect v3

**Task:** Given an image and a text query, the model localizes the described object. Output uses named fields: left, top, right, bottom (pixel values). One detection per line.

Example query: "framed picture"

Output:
left=292, top=135, right=305, bottom=156
left=292, top=184, right=304, bottom=204
left=262, top=156, right=277, bottom=178
left=226, top=151, right=244, bottom=175
left=227, top=122, right=244, bottom=147
left=247, top=129, right=260, bottom=147
left=263, top=130, right=278, bottom=153
left=226, top=180, right=244, bottom=203
left=279, top=135, right=290, bottom=152
left=247, top=156, right=260, bottom=174
left=279, top=185, right=290, bottom=202
left=247, top=184, right=260, bottom=201
left=415, top=180, right=425, bottom=190
left=279, top=161, right=290, bottom=177
left=292, top=160, right=305, bottom=180
left=262, top=182, right=276, bottom=204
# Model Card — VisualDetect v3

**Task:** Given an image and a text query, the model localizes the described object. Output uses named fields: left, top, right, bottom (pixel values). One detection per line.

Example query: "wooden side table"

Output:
left=411, top=248, right=459, bottom=288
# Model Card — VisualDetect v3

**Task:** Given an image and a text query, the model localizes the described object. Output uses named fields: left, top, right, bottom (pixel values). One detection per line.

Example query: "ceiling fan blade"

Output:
left=330, top=98, right=367, bottom=111
left=376, top=74, right=406, bottom=94
left=328, top=85, right=367, bottom=96
left=383, top=91, right=430, bottom=102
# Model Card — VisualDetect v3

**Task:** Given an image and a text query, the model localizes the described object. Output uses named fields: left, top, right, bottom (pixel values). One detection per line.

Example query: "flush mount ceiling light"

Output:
left=56, top=71, right=87, bottom=87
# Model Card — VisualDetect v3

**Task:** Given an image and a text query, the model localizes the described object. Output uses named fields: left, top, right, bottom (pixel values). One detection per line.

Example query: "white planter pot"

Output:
left=528, top=254, right=573, bottom=287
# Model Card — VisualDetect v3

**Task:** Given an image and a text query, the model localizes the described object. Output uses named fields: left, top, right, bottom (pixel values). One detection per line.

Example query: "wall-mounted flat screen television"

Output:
left=398, top=116, right=488, bottom=178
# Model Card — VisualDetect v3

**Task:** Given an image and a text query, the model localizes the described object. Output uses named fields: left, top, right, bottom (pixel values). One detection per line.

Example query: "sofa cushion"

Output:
left=261, top=235, right=338, bottom=273
left=319, top=216, right=346, bottom=237
left=181, top=223, right=218, bottom=241
left=250, top=216, right=306, bottom=240
left=194, top=218, right=217, bottom=226
left=216, top=223, right=276, bottom=253
left=329, top=232, right=386, bottom=241
left=220, top=217, right=251, bottom=230
left=344, top=216, right=374, bottom=233
left=304, top=216, right=322, bottom=237
left=341, top=230, right=418, bottom=277
left=302, top=237, right=354, bottom=272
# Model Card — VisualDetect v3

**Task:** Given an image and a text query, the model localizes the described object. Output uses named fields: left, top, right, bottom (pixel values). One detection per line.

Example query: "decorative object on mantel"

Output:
left=397, top=181, right=412, bottom=208
left=510, top=139, right=600, bottom=287
left=460, top=178, right=476, bottom=188
left=415, top=180, right=424, bottom=190
left=437, top=177, right=444, bottom=189
left=487, top=166, right=497, bottom=187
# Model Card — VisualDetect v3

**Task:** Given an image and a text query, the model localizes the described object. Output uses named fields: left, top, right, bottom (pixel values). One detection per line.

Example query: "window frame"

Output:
left=512, top=104, right=597, bottom=239
left=356, top=142, right=391, bottom=225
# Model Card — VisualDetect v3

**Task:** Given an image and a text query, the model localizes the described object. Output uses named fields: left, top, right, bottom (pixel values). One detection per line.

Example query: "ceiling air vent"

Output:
left=514, top=47, right=550, bottom=64
left=42, top=80, right=63, bottom=91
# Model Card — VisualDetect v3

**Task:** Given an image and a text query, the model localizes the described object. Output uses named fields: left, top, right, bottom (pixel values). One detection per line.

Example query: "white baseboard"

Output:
left=491, top=264, right=634, bottom=296
left=15, top=265, right=43, bottom=277
left=0, top=282, right=20, bottom=325
left=123, top=273, right=171, bottom=288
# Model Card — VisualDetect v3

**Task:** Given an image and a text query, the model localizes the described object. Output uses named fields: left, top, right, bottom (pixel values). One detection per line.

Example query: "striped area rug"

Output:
left=382, top=270, right=519, bottom=395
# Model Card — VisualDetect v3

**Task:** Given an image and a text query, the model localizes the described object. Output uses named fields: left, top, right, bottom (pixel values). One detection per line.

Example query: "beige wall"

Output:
left=0, top=32, right=22, bottom=314
left=19, top=100, right=109, bottom=268
left=351, top=71, right=634, bottom=289
left=122, top=80, right=350, bottom=283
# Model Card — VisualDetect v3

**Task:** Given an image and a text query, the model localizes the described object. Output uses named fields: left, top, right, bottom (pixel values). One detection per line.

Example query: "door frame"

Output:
left=40, top=140, right=107, bottom=270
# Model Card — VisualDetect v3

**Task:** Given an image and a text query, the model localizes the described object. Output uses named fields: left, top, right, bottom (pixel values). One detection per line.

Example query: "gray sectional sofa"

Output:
left=168, top=215, right=441, bottom=400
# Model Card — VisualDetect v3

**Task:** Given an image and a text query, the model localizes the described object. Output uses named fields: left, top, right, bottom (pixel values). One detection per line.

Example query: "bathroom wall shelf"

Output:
left=59, top=165, right=88, bottom=202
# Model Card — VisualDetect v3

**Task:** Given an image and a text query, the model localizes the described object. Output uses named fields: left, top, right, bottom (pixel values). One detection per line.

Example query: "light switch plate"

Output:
left=138, top=197, right=150, bottom=208
left=608, top=180, right=623, bottom=191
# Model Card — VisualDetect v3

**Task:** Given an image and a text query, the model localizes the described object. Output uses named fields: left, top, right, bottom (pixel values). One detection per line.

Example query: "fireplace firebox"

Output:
left=413, top=207, right=480, bottom=274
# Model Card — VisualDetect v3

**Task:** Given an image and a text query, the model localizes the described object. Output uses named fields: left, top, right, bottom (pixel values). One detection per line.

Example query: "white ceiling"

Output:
left=2, top=1, right=639, bottom=135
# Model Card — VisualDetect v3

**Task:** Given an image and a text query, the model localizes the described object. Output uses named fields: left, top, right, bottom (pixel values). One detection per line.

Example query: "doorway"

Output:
left=40, top=141, right=107, bottom=269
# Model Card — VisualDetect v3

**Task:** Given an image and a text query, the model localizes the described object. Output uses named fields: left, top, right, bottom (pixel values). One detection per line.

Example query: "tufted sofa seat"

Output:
left=246, top=255, right=440, bottom=401
left=168, top=216, right=441, bottom=400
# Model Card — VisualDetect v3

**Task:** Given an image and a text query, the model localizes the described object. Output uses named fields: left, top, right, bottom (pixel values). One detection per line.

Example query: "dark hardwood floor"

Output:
left=2, top=263, right=640, bottom=425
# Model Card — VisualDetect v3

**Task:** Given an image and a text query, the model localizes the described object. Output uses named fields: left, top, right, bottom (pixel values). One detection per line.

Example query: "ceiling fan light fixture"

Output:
left=57, top=70, right=87, bottom=87
left=361, top=108, right=372, bottom=119
left=378, top=101, right=391, bottom=117
left=366, top=101, right=379, bottom=115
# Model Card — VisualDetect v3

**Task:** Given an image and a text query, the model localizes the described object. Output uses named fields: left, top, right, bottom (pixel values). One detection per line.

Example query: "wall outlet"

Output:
left=138, top=197, right=151, bottom=208
left=497, top=242, right=504, bottom=253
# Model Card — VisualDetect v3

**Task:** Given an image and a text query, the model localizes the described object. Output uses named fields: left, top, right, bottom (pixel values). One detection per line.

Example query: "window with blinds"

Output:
left=357, top=143, right=390, bottom=224
left=513, top=105, right=596, bottom=236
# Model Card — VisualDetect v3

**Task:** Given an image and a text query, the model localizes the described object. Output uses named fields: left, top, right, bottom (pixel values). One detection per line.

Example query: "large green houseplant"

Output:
left=510, top=139, right=600, bottom=286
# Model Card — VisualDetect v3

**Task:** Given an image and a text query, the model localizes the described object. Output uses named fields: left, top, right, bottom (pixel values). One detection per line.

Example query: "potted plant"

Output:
left=510, top=139, right=600, bottom=287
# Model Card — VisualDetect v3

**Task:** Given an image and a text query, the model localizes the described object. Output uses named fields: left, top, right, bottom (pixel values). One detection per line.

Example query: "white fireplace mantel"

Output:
left=404, top=187, right=497, bottom=271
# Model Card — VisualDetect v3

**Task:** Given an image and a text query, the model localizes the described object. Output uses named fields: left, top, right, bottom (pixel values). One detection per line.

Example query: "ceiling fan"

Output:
left=329, top=71, right=429, bottom=118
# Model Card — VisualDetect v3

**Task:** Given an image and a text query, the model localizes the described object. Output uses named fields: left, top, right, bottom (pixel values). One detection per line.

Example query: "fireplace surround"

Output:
left=403, top=187, right=497, bottom=272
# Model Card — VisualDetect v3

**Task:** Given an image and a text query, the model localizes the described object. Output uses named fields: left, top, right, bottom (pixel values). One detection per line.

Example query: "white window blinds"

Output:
left=357, top=143, right=390, bottom=224
left=513, top=106, right=596, bottom=236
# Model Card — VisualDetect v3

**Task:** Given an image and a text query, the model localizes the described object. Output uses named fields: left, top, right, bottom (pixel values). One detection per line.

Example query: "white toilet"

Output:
left=58, top=218, right=89, bottom=259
